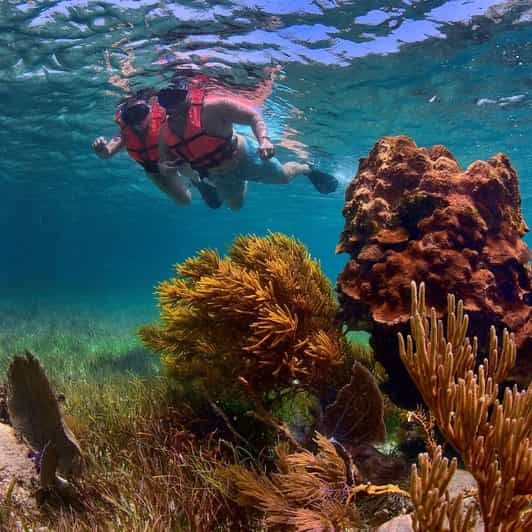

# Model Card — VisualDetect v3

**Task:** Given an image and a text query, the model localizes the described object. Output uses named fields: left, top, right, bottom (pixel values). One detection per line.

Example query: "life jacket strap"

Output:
left=168, top=131, right=205, bottom=152
left=190, top=136, right=236, bottom=170
left=127, top=143, right=158, bottom=154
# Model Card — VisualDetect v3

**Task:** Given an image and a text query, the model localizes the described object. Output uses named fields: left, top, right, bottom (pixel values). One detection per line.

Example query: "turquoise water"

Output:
left=1, top=0, right=531, bottom=316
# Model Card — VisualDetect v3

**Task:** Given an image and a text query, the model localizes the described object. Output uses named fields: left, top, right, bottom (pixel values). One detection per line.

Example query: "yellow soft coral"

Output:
left=139, top=232, right=349, bottom=394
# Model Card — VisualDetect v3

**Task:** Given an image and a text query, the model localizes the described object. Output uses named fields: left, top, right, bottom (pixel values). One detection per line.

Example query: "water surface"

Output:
left=1, top=0, right=531, bottom=314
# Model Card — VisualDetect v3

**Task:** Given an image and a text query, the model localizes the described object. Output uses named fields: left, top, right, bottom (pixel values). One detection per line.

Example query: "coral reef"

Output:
left=139, top=232, right=392, bottom=462
left=336, top=135, right=532, bottom=405
left=400, top=282, right=532, bottom=531
left=140, top=232, right=353, bottom=397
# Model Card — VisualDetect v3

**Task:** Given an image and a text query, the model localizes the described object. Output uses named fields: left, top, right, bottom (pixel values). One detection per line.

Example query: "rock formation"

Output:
left=337, top=135, right=532, bottom=405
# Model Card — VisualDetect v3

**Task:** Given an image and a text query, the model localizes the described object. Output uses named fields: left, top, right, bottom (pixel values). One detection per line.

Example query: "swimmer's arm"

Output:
left=176, top=162, right=200, bottom=182
left=206, top=97, right=275, bottom=159
left=206, top=98, right=271, bottom=142
left=93, top=133, right=124, bottom=159
left=157, top=135, right=200, bottom=185
left=157, top=134, right=179, bottom=177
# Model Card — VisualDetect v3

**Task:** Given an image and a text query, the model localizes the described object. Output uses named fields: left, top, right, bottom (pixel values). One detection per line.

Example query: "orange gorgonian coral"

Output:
left=400, top=282, right=532, bottom=531
left=139, top=232, right=350, bottom=395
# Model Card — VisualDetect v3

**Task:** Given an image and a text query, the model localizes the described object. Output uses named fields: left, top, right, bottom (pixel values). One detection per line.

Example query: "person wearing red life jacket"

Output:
left=92, top=88, right=221, bottom=209
left=157, top=79, right=338, bottom=211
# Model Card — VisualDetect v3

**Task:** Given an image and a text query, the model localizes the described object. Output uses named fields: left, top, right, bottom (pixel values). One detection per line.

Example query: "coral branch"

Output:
left=399, top=281, right=532, bottom=531
left=410, top=447, right=476, bottom=532
left=140, top=232, right=348, bottom=395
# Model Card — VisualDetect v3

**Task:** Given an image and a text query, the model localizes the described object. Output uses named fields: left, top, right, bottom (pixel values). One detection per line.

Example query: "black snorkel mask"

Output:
left=157, top=79, right=189, bottom=110
left=120, top=101, right=150, bottom=126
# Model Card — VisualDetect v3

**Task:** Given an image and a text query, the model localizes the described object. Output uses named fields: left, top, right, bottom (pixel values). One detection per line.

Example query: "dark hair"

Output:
left=135, top=87, right=157, bottom=101
left=120, top=101, right=150, bottom=125
left=157, top=83, right=189, bottom=109
left=117, top=87, right=157, bottom=109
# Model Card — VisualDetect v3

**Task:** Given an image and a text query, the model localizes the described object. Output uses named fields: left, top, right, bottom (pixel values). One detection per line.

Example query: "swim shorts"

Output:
left=210, top=135, right=285, bottom=184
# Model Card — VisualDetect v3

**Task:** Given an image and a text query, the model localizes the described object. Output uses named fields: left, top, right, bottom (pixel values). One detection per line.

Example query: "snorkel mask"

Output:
left=120, top=100, right=151, bottom=126
left=157, top=79, right=189, bottom=110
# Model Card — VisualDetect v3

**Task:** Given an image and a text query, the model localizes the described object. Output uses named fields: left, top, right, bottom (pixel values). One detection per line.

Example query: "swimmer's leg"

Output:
left=253, top=159, right=338, bottom=193
left=215, top=180, right=247, bottom=211
left=279, top=161, right=310, bottom=183
left=146, top=172, right=191, bottom=205
left=194, top=178, right=223, bottom=209
left=240, top=137, right=338, bottom=193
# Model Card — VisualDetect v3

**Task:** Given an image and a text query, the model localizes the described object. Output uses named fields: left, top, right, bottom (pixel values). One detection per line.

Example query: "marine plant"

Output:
left=224, top=434, right=362, bottom=530
left=223, top=433, right=407, bottom=531
left=0, top=479, right=16, bottom=530
left=139, top=232, right=352, bottom=399
left=399, top=282, right=532, bottom=531
left=0, top=304, right=157, bottom=384
left=24, top=377, right=250, bottom=531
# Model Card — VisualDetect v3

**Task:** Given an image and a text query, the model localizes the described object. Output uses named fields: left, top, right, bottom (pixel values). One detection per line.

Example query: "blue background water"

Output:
left=1, top=0, right=531, bottom=320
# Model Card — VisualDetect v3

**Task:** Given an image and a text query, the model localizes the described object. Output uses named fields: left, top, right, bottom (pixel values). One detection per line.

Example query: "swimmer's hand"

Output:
left=258, top=138, right=275, bottom=159
left=92, top=137, right=112, bottom=159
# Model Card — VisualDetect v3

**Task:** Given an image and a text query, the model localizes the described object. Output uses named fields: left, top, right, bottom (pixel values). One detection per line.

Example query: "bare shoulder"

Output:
left=201, top=97, right=234, bottom=130
left=203, top=94, right=224, bottom=105
left=202, top=95, right=257, bottom=132
left=203, top=95, right=246, bottom=111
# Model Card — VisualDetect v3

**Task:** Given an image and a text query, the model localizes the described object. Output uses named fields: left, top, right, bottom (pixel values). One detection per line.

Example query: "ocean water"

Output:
left=1, top=1, right=531, bottom=336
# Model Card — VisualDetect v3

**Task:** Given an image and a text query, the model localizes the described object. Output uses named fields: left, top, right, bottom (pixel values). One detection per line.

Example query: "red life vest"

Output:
left=160, top=87, right=236, bottom=174
left=115, top=96, right=166, bottom=172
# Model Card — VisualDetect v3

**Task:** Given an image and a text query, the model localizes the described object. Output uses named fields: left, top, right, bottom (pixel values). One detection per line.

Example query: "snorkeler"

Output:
left=157, top=79, right=338, bottom=210
left=92, top=88, right=222, bottom=209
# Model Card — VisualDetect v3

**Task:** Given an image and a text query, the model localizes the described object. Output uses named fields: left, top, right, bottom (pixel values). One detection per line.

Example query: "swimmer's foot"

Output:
left=307, top=166, right=338, bottom=194
left=195, top=179, right=223, bottom=209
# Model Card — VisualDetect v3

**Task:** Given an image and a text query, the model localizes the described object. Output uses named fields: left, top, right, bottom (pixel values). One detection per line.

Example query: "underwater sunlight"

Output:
left=1, top=1, right=531, bottom=530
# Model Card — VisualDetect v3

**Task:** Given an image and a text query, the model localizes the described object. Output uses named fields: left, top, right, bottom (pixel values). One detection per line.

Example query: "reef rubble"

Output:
left=337, top=135, right=532, bottom=405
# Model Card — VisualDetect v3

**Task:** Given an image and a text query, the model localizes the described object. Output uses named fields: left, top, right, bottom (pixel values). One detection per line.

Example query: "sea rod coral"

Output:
left=400, top=282, right=532, bottom=531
